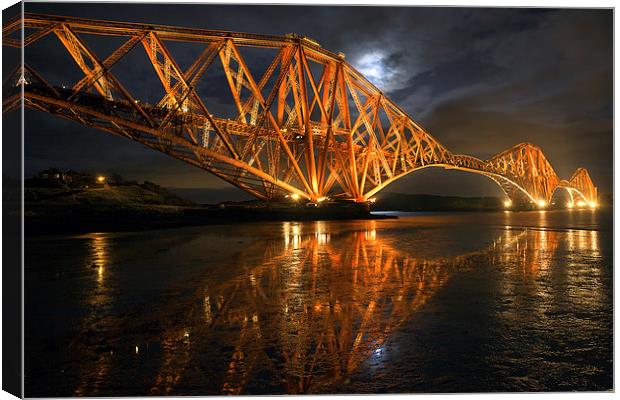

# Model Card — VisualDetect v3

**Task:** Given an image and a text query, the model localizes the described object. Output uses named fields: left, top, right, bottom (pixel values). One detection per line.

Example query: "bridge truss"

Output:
left=3, top=13, right=597, bottom=206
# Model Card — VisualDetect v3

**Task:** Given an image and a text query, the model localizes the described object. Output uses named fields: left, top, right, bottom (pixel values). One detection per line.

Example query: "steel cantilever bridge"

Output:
left=3, top=14, right=598, bottom=207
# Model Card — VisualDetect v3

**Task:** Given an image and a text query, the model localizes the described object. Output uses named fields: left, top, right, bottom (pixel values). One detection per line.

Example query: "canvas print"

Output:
left=2, top=2, right=613, bottom=396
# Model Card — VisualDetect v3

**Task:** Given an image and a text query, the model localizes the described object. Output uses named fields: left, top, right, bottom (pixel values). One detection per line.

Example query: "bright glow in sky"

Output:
left=355, top=52, right=397, bottom=90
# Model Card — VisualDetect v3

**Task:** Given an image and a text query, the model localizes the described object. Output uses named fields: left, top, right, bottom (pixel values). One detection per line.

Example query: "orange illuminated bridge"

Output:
left=3, top=14, right=598, bottom=208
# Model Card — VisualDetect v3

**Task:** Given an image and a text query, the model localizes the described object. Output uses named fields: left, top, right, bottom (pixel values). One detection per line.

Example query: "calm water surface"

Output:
left=25, top=210, right=613, bottom=396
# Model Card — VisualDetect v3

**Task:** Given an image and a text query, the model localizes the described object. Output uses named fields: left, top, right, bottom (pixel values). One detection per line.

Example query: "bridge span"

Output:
left=3, top=14, right=597, bottom=207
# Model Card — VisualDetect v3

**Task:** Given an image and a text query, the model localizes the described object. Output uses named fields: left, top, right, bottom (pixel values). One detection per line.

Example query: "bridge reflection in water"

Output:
left=212, top=220, right=458, bottom=395
left=53, top=214, right=605, bottom=396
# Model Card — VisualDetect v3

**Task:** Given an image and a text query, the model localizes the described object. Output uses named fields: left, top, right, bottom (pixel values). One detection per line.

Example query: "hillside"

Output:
left=25, top=182, right=206, bottom=233
left=26, top=181, right=195, bottom=208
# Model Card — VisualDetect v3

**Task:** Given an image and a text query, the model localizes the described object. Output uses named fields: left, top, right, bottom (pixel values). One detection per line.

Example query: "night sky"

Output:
left=17, top=3, right=613, bottom=202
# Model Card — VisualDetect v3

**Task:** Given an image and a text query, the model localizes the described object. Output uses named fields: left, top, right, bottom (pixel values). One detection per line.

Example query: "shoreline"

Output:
left=25, top=205, right=397, bottom=236
left=26, top=206, right=610, bottom=236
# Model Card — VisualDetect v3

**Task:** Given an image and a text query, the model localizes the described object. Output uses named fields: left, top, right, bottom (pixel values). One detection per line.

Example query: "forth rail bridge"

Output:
left=3, top=14, right=598, bottom=209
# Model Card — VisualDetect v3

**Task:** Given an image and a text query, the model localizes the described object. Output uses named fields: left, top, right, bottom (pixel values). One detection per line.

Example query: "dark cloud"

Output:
left=19, top=3, right=612, bottom=199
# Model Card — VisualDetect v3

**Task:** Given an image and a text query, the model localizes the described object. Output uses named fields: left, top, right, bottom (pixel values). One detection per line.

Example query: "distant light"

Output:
left=135, top=346, right=139, bottom=354
left=567, top=202, right=574, bottom=208
left=368, top=197, right=377, bottom=204
left=577, top=201, right=586, bottom=207
left=537, top=200, right=546, bottom=208
left=97, top=175, right=106, bottom=183
left=317, top=197, right=328, bottom=203
left=589, top=201, right=598, bottom=209
left=503, top=200, right=512, bottom=208
left=291, top=193, right=300, bottom=200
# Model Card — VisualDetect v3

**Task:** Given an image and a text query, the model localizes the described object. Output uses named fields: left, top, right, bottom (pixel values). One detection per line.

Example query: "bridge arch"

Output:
left=361, top=163, right=536, bottom=206
left=550, top=185, right=594, bottom=208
